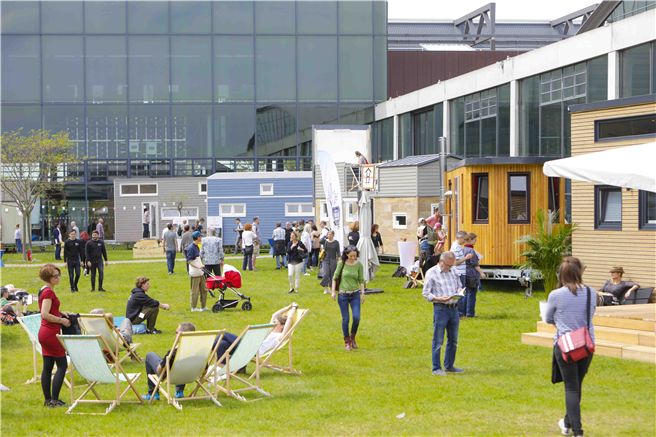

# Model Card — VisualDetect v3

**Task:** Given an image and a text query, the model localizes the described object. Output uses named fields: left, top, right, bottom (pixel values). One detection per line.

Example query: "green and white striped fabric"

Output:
left=59, top=335, right=138, bottom=384
left=215, top=324, right=274, bottom=376
left=19, top=314, right=43, bottom=355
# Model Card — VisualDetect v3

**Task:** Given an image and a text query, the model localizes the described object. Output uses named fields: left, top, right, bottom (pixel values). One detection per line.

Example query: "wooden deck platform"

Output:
left=522, top=304, right=656, bottom=364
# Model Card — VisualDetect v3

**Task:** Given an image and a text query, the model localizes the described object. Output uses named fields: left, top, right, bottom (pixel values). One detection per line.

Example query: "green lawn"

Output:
left=1, top=254, right=654, bottom=436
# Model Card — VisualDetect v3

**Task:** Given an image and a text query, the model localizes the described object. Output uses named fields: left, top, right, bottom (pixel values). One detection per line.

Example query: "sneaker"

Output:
left=288, top=289, right=294, bottom=294
left=142, top=393, right=160, bottom=401
left=558, top=419, right=571, bottom=436
left=174, top=391, right=184, bottom=398
left=295, top=289, right=298, bottom=293
left=201, top=307, right=211, bottom=312
left=303, top=273, right=310, bottom=276
left=324, top=290, right=330, bottom=294
left=445, top=366, right=465, bottom=373
left=168, top=272, right=172, bottom=275
left=146, top=328, right=162, bottom=334
left=432, top=369, right=447, bottom=376
left=191, top=308, right=201, bottom=312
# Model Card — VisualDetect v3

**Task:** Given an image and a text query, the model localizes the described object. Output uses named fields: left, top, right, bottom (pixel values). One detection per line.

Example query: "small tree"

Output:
left=515, top=209, right=578, bottom=300
left=1, top=129, right=80, bottom=260
left=162, top=192, right=189, bottom=216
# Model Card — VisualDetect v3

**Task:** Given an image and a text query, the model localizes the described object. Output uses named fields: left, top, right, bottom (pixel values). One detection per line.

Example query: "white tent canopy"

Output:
left=356, top=191, right=380, bottom=283
left=543, top=142, right=656, bottom=193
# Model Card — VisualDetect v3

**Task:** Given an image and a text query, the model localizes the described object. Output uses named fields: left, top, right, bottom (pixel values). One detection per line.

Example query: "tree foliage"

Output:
left=162, top=192, right=189, bottom=215
left=515, top=209, right=578, bottom=299
left=1, top=129, right=81, bottom=260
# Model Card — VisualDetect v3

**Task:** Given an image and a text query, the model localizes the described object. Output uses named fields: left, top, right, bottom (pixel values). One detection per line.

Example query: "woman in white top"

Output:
left=301, top=224, right=313, bottom=275
left=241, top=223, right=256, bottom=271
left=258, top=303, right=298, bottom=357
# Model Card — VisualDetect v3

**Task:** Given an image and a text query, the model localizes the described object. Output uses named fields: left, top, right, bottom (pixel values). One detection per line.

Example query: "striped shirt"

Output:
left=450, top=242, right=466, bottom=276
left=422, top=263, right=461, bottom=305
left=272, top=227, right=286, bottom=241
left=545, top=286, right=596, bottom=345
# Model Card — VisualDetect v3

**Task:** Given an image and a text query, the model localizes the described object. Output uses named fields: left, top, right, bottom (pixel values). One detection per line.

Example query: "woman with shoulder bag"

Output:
left=545, top=257, right=596, bottom=437
left=461, top=233, right=486, bottom=318
left=286, top=232, right=308, bottom=294
left=241, top=223, right=256, bottom=271
left=331, top=246, right=365, bottom=351
left=320, top=230, right=340, bottom=295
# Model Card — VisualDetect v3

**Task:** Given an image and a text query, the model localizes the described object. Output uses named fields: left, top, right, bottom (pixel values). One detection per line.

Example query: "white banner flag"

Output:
left=317, top=150, right=344, bottom=253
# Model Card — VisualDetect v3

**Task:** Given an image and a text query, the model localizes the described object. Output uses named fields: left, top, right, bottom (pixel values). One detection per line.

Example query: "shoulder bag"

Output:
left=334, top=262, right=345, bottom=291
left=556, top=287, right=595, bottom=363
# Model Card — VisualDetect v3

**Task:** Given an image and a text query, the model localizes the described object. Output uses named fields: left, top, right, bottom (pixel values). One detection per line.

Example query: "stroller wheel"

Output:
left=212, top=303, right=223, bottom=313
left=242, top=301, right=252, bottom=311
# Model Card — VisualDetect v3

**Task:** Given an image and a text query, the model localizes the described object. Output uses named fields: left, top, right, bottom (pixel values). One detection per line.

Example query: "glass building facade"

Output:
left=1, top=0, right=387, bottom=240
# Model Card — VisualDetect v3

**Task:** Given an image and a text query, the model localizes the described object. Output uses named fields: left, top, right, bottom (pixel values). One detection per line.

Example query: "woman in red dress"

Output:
left=38, top=264, right=71, bottom=408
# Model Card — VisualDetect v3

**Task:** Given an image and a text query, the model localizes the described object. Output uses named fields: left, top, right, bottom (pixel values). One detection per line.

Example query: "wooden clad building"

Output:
left=569, top=95, right=656, bottom=294
left=444, top=158, right=564, bottom=267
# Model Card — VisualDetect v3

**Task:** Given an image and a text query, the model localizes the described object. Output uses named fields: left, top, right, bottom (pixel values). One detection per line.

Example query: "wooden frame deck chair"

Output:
left=17, top=314, right=72, bottom=386
left=78, top=314, right=142, bottom=364
left=249, top=309, right=309, bottom=379
left=148, top=329, right=226, bottom=411
left=199, top=323, right=274, bottom=402
left=58, top=334, right=144, bottom=415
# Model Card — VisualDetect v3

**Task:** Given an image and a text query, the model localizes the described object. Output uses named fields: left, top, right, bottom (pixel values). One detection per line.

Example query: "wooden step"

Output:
left=536, top=322, right=655, bottom=348
left=592, top=314, right=655, bottom=332
left=521, top=332, right=656, bottom=364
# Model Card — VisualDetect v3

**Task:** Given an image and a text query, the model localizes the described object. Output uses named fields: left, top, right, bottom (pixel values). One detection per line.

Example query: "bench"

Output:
left=623, top=287, right=654, bottom=305
left=378, top=254, right=400, bottom=264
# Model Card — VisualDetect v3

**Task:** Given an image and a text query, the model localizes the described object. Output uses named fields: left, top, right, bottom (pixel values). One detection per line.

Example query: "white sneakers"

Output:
left=558, top=419, right=571, bottom=436
left=324, top=290, right=330, bottom=294
left=191, top=307, right=211, bottom=312
left=191, top=308, right=201, bottom=312
left=303, top=273, right=310, bottom=276
left=201, top=307, right=211, bottom=311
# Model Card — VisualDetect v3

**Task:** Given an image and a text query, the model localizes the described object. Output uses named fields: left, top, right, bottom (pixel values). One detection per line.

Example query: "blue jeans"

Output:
left=67, top=260, right=80, bottom=290
left=242, top=254, right=252, bottom=271
left=462, top=284, right=478, bottom=317
left=431, top=304, right=460, bottom=371
left=275, top=255, right=287, bottom=269
left=337, top=293, right=361, bottom=338
left=145, top=352, right=184, bottom=394
left=55, top=243, right=62, bottom=260
left=213, top=331, right=240, bottom=363
left=15, top=238, right=22, bottom=253
left=166, top=250, right=176, bottom=273
left=457, top=275, right=467, bottom=316
left=420, top=240, right=434, bottom=255
left=302, top=257, right=308, bottom=274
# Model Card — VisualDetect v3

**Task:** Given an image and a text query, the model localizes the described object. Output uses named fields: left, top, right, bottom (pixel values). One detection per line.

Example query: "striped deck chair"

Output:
left=199, top=324, right=275, bottom=402
left=17, top=314, right=72, bottom=386
left=58, top=334, right=144, bottom=415
left=148, top=330, right=225, bottom=411
left=249, top=309, right=309, bottom=379
left=78, top=314, right=142, bottom=364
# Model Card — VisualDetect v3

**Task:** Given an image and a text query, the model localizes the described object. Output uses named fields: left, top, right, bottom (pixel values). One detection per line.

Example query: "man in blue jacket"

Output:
left=125, top=276, right=170, bottom=334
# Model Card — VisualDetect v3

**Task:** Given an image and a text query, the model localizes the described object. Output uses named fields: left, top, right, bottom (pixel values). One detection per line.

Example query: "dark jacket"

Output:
left=63, top=239, right=85, bottom=263
left=125, top=287, right=160, bottom=322
left=286, top=241, right=308, bottom=265
left=85, top=239, right=107, bottom=263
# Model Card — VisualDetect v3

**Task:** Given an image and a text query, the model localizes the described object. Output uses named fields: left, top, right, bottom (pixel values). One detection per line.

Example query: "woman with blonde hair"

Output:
left=241, top=223, right=256, bottom=271
left=348, top=221, right=360, bottom=246
left=301, top=224, right=313, bottom=275
left=286, top=231, right=308, bottom=293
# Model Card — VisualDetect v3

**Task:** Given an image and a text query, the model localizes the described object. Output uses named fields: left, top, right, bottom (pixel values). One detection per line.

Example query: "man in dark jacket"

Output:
left=85, top=230, right=108, bottom=292
left=125, top=276, right=170, bottom=334
left=63, top=229, right=85, bottom=293
left=53, top=222, right=63, bottom=260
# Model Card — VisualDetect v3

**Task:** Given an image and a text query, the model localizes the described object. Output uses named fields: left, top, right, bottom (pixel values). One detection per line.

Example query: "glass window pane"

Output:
left=256, top=36, right=296, bottom=102
left=87, top=105, right=128, bottom=159
left=298, top=37, right=337, bottom=102
left=214, top=36, right=254, bottom=102
left=465, top=121, right=480, bottom=157
left=587, top=55, right=608, bottom=103
left=171, top=36, right=212, bottom=102
left=0, top=105, right=41, bottom=135
left=41, top=1, right=82, bottom=33
left=297, top=105, right=338, bottom=149
left=1, top=36, right=40, bottom=103
left=151, top=160, right=171, bottom=178
left=129, top=105, right=170, bottom=158
left=622, top=43, right=651, bottom=97
left=339, top=36, right=373, bottom=102
left=42, top=36, right=84, bottom=103
left=498, top=84, right=510, bottom=156
left=340, top=105, right=373, bottom=125
left=171, top=1, right=211, bottom=34
left=481, top=117, right=496, bottom=157
left=257, top=105, right=296, bottom=157
left=216, top=159, right=234, bottom=172
left=215, top=105, right=255, bottom=157
left=375, top=117, right=394, bottom=162
left=299, top=158, right=312, bottom=171
left=1, top=1, right=39, bottom=33
left=450, top=97, right=465, bottom=156
left=172, top=105, right=213, bottom=158
left=474, top=175, right=489, bottom=221
left=108, top=160, right=128, bottom=181
left=213, top=1, right=253, bottom=34
left=236, top=159, right=255, bottom=172
left=43, top=106, right=86, bottom=158
left=298, top=1, right=337, bottom=34
left=129, top=36, right=170, bottom=103
left=258, top=158, right=297, bottom=172
left=520, top=75, right=539, bottom=156
left=255, top=1, right=295, bottom=34
left=86, top=36, right=127, bottom=103
left=603, top=190, right=622, bottom=222
left=339, top=1, right=373, bottom=34
left=646, top=191, right=656, bottom=223
left=85, top=1, right=126, bottom=34
left=128, top=1, right=168, bottom=34
left=540, top=102, right=562, bottom=156
left=509, top=175, right=529, bottom=222
left=375, top=36, right=387, bottom=103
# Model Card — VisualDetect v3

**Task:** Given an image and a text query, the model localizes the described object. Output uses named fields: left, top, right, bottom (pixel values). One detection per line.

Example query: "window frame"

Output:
left=319, top=201, right=330, bottom=222
left=594, top=113, right=656, bottom=142
left=260, top=183, right=274, bottom=196
left=507, top=172, right=531, bottom=224
left=393, top=213, right=407, bottom=230
left=548, top=177, right=562, bottom=223
left=119, top=182, right=158, bottom=197
left=285, top=202, right=313, bottom=217
left=219, top=203, right=246, bottom=218
left=639, top=190, right=656, bottom=230
left=198, top=181, right=207, bottom=196
left=472, top=173, right=490, bottom=224
left=344, top=200, right=356, bottom=222
left=161, top=207, right=199, bottom=220
left=594, top=185, right=622, bottom=230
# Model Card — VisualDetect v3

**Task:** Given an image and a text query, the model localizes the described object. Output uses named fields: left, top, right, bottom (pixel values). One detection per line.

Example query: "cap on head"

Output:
left=418, top=218, right=425, bottom=224
left=192, top=231, right=202, bottom=239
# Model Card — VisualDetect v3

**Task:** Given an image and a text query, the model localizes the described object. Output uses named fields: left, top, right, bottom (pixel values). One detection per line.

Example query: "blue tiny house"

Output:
left=207, top=172, right=314, bottom=247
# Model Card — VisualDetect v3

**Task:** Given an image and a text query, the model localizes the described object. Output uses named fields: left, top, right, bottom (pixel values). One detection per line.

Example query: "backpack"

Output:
left=177, top=226, right=183, bottom=237
left=425, top=225, right=438, bottom=245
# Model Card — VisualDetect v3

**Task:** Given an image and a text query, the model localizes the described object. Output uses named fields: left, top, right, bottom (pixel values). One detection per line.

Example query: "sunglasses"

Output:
left=345, top=246, right=357, bottom=251
left=53, top=274, right=61, bottom=279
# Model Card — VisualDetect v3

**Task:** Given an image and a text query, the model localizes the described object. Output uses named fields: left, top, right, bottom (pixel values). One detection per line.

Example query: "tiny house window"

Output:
left=595, top=114, right=656, bottom=142
left=639, top=190, right=656, bottom=230
left=548, top=177, right=561, bottom=223
left=320, top=201, right=329, bottom=222
left=393, top=213, right=407, bottom=229
left=472, top=173, right=489, bottom=223
left=595, top=186, right=622, bottom=230
left=120, top=183, right=158, bottom=196
left=121, top=184, right=138, bottom=195
left=344, top=201, right=356, bottom=222
left=260, top=183, right=274, bottom=196
left=198, top=182, right=207, bottom=195
left=286, top=203, right=313, bottom=216
left=219, top=204, right=246, bottom=217
left=508, top=173, right=530, bottom=224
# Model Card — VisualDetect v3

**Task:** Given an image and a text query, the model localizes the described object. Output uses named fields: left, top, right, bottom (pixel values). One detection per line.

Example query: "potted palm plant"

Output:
left=516, top=209, right=578, bottom=320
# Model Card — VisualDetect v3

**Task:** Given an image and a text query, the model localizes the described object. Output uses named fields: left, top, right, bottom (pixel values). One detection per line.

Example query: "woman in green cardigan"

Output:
left=331, top=246, right=365, bottom=351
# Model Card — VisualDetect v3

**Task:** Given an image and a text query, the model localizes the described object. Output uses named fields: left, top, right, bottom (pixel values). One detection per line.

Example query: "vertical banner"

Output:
left=317, top=150, right=344, bottom=252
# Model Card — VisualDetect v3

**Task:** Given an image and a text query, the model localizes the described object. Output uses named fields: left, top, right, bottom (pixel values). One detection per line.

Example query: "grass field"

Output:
left=1, top=253, right=654, bottom=436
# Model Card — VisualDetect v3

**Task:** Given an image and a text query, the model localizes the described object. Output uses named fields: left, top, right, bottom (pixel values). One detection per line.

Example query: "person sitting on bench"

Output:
left=125, top=276, right=171, bottom=335
left=598, top=266, right=640, bottom=306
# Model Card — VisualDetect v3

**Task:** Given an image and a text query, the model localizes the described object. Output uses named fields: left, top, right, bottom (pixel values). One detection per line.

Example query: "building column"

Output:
left=509, top=80, right=519, bottom=156
left=393, top=114, right=399, bottom=160
left=608, top=51, right=620, bottom=100
left=443, top=101, right=450, bottom=154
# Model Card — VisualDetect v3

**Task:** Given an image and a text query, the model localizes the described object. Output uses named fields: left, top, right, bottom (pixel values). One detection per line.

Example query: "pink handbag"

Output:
left=557, top=287, right=595, bottom=363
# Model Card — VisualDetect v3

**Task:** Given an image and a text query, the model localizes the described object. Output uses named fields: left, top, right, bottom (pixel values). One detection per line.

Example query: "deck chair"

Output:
left=58, top=334, right=144, bottom=415
left=78, top=314, right=142, bottom=364
left=198, top=324, right=275, bottom=402
left=249, top=309, right=309, bottom=379
left=17, top=314, right=72, bottom=387
left=148, top=330, right=226, bottom=411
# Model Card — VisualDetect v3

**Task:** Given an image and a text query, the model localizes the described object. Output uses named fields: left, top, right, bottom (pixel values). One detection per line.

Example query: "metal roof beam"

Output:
left=550, top=3, right=599, bottom=34
left=453, top=3, right=497, bottom=49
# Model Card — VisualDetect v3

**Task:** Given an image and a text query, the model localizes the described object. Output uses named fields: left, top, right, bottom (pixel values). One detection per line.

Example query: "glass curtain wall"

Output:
left=621, top=42, right=655, bottom=98
left=520, top=55, right=608, bottom=157
left=374, top=117, right=394, bottom=163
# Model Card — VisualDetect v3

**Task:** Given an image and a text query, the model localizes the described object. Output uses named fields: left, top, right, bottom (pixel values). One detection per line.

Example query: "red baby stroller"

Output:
left=205, top=264, right=252, bottom=312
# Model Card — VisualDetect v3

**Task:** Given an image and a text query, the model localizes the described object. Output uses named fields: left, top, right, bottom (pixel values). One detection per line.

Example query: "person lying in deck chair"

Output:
left=142, top=322, right=196, bottom=401
left=90, top=308, right=134, bottom=345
